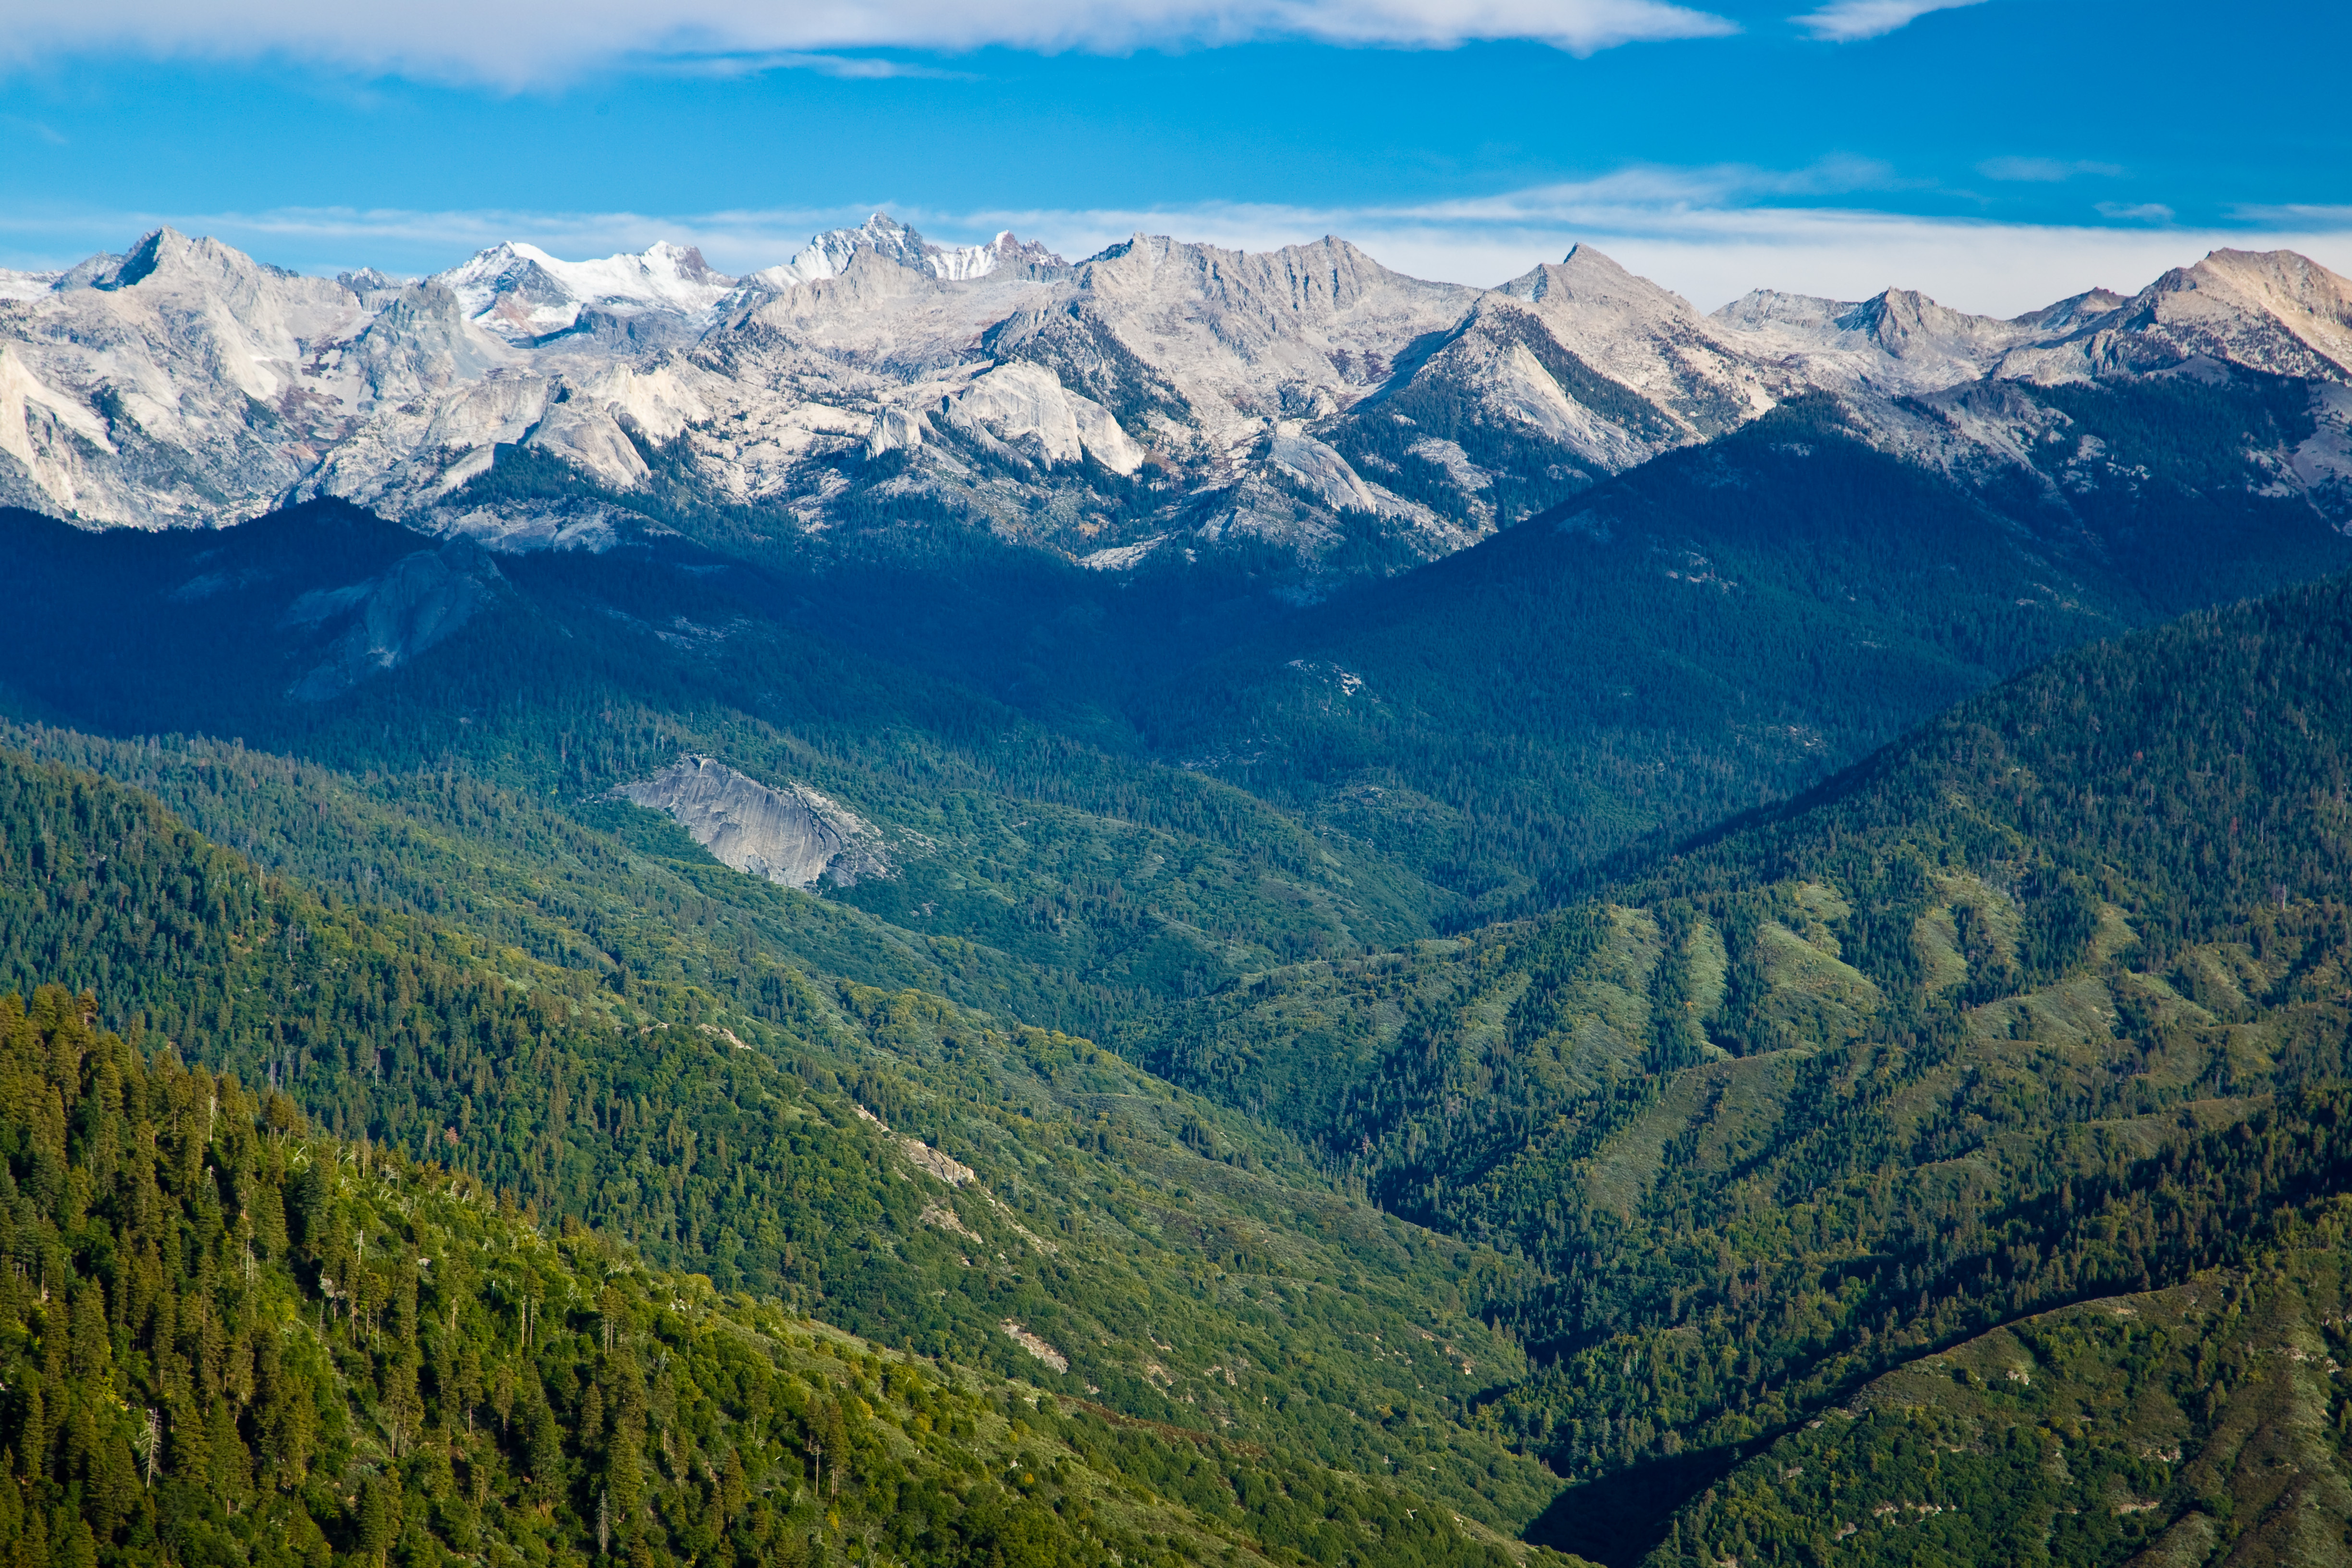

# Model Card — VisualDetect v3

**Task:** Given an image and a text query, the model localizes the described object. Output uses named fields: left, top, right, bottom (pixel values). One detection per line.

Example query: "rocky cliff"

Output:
left=616, top=755, right=891, bottom=888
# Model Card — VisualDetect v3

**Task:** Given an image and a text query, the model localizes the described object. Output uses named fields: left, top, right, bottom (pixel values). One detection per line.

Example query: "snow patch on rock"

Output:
left=744, top=214, right=1063, bottom=292
left=436, top=240, right=735, bottom=343
left=0, top=270, right=61, bottom=303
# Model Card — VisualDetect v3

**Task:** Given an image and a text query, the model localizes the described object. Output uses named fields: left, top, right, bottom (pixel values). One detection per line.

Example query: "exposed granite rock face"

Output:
left=282, top=537, right=504, bottom=702
left=10, top=217, right=2351, bottom=581
left=616, top=756, right=889, bottom=889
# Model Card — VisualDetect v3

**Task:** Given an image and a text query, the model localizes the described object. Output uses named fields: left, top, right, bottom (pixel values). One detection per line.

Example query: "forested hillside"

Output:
left=0, top=501, right=1449, bottom=1033
left=7, top=356, right=2352, bottom=1568
left=1132, top=378, right=2352, bottom=916
left=1134, top=570, right=2352, bottom=1561
left=3, top=366, right=2344, bottom=968
left=0, top=982, right=1558, bottom=1568
left=1655, top=1201, right=2352, bottom=1568
left=0, top=749, right=1563, bottom=1533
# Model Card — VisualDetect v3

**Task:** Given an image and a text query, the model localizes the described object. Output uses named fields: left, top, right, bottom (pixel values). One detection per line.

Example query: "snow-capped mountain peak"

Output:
left=0, top=269, right=61, bottom=303
left=772, top=212, right=930, bottom=284
left=433, top=239, right=737, bottom=343
left=4, top=217, right=2348, bottom=571
left=743, top=213, right=1065, bottom=292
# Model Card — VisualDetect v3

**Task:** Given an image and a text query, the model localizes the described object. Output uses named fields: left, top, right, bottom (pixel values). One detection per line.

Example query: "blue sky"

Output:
left=1, top=0, right=2345, bottom=312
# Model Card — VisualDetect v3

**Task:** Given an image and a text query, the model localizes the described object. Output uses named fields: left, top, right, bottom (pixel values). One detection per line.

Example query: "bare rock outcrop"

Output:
left=283, top=538, right=504, bottom=702
left=13, top=216, right=2352, bottom=579
left=1000, top=1321, right=1069, bottom=1374
left=616, top=756, right=889, bottom=889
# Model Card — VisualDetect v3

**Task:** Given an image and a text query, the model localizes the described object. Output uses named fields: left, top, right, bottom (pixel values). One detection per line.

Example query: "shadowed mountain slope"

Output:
left=1129, top=377, right=2352, bottom=913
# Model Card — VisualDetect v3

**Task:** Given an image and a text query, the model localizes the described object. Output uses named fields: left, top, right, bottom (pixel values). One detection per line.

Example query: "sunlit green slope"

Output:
left=0, top=748, right=1560, bottom=1532
left=1129, top=569, right=2352, bottom=1560
left=0, top=983, right=1567, bottom=1568
left=1654, top=1201, right=2352, bottom=1568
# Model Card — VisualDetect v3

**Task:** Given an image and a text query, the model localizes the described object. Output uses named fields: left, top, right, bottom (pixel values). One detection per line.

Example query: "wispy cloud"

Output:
left=3, top=115, right=69, bottom=145
left=2094, top=201, right=2173, bottom=223
left=1791, top=0, right=1985, bottom=43
left=422, top=201, right=2313, bottom=316
left=1976, top=156, right=2122, bottom=184
left=941, top=180, right=2352, bottom=313
left=664, top=51, right=976, bottom=81
left=0, top=0, right=1737, bottom=87
left=2230, top=204, right=2352, bottom=228
left=10, top=172, right=2351, bottom=318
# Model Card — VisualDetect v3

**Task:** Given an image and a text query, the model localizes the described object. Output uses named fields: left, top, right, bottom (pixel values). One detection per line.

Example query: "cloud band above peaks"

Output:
left=0, top=0, right=1738, bottom=83
left=1790, top=0, right=1985, bottom=43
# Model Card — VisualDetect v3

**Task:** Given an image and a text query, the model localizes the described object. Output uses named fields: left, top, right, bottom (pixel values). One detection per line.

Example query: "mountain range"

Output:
left=9, top=211, right=2352, bottom=1568
left=12, top=490, right=2352, bottom=1568
left=3, top=217, right=2347, bottom=578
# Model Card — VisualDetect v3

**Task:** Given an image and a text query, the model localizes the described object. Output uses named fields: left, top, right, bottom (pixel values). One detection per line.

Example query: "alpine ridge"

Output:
left=3, top=218, right=2347, bottom=579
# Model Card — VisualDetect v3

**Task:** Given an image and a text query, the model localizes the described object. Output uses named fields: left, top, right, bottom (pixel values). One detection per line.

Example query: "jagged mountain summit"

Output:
left=2, top=215, right=2348, bottom=574
left=438, top=237, right=736, bottom=345
left=740, top=211, right=1065, bottom=289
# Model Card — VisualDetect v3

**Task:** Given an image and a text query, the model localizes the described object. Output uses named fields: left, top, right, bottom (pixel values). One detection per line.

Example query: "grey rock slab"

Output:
left=617, top=756, right=891, bottom=889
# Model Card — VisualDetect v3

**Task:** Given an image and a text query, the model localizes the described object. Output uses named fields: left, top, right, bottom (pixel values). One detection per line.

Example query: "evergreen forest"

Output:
left=4, top=361, right=2352, bottom=1568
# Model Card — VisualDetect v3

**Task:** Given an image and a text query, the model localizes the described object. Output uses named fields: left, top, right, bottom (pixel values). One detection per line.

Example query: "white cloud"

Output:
left=2094, top=201, right=2174, bottom=223
left=2232, top=204, right=2352, bottom=226
left=1791, top=0, right=1984, bottom=43
left=666, top=52, right=979, bottom=81
left=1975, top=157, right=2122, bottom=184
left=0, top=0, right=1736, bottom=85
left=10, top=175, right=2352, bottom=319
